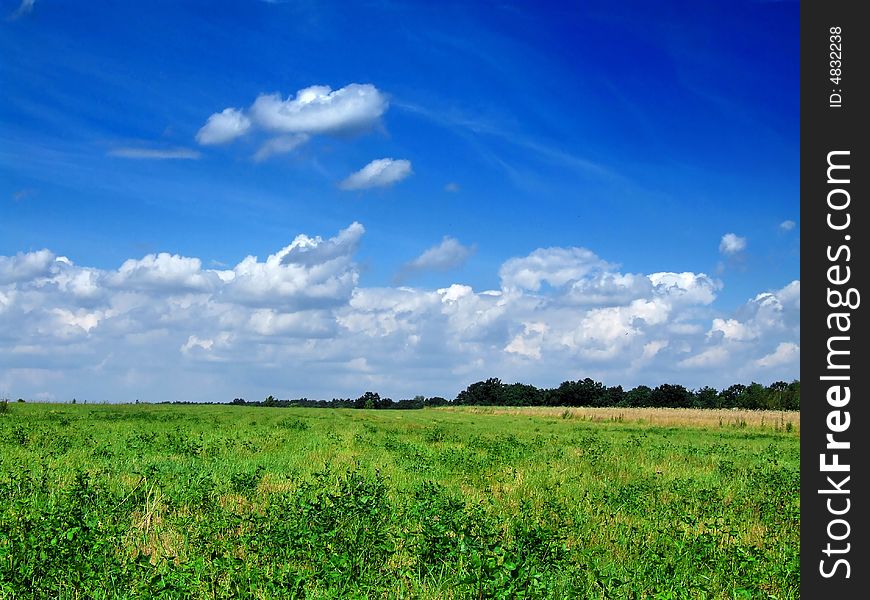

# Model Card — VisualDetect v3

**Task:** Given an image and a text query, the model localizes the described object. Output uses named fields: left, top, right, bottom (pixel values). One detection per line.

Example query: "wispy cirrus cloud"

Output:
left=339, top=158, right=412, bottom=190
left=12, top=188, right=36, bottom=202
left=252, top=134, right=309, bottom=162
left=108, top=147, right=202, bottom=160
left=394, top=100, right=617, bottom=181
left=7, top=0, right=35, bottom=20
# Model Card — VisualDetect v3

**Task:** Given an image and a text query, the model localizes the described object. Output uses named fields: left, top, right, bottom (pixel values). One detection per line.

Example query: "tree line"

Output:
left=227, top=378, right=800, bottom=411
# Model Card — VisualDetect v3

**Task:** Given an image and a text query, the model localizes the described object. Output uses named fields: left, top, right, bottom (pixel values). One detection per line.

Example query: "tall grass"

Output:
left=0, top=403, right=799, bottom=599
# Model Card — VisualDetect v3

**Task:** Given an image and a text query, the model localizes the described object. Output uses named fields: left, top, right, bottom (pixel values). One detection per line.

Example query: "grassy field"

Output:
left=0, top=403, right=799, bottom=599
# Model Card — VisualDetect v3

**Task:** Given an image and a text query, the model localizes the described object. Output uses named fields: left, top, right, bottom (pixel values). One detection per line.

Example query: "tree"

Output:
left=502, top=383, right=544, bottom=406
left=549, top=378, right=606, bottom=407
left=650, top=384, right=692, bottom=408
left=424, top=396, right=449, bottom=407
left=455, top=378, right=503, bottom=406
left=623, top=385, right=652, bottom=407
left=693, top=386, right=720, bottom=409
left=605, top=385, right=625, bottom=407
left=784, top=380, right=800, bottom=410
left=740, top=382, right=766, bottom=410
left=719, top=384, right=747, bottom=408
left=356, top=391, right=381, bottom=409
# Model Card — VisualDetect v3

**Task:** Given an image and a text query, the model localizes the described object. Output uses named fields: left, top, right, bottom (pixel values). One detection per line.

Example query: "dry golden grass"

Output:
left=438, top=405, right=800, bottom=432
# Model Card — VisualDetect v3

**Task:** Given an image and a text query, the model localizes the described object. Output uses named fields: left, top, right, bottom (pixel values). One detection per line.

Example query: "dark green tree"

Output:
left=650, top=384, right=692, bottom=408
left=455, top=378, right=503, bottom=405
left=623, top=385, right=652, bottom=407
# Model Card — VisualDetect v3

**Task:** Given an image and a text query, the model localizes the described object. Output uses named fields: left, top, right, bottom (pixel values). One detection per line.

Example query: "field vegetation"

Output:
left=0, top=402, right=799, bottom=599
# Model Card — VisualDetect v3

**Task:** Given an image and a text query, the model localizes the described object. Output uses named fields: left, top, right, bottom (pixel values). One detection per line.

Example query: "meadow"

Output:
left=0, top=403, right=800, bottom=599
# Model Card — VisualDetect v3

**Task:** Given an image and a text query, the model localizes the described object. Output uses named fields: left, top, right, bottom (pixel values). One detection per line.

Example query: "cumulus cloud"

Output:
left=108, top=147, right=202, bottom=160
left=499, top=247, right=614, bottom=291
left=222, top=222, right=363, bottom=309
left=684, top=280, right=800, bottom=377
left=505, top=322, right=548, bottom=359
left=707, top=318, right=758, bottom=341
left=0, top=229, right=800, bottom=402
left=250, top=84, right=388, bottom=135
left=196, top=84, right=388, bottom=154
left=562, top=272, right=652, bottom=307
left=779, top=220, right=796, bottom=231
left=397, top=236, right=474, bottom=281
left=339, top=158, right=412, bottom=190
left=107, top=254, right=217, bottom=293
left=196, top=108, right=252, bottom=145
left=678, top=346, right=730, bottom=369
left=0, top=249, right=55, bottom=284
left=755, top=342, right=799, bottom=368
left=719, top=233, right=747, bottom=255
left=279, top=221, right=364, bottom=267
left=648, top=272, right=720, bottom=305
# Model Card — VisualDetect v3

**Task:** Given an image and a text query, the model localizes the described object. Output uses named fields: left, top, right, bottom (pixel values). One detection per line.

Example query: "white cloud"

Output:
left=398, top=236, right=473, bottom=280
left=0, top=229, right=800, bottom=402
left=52, top=308, right=105, bottom=334
left=53, top=264, right=103, bottom=300
left=505, top=322, right=548, bottom=359
left=562, top=272, right=651, bottom=306
left=755, top=342, right=799, bottom=368
left=196, top=108, right=252, bottom=145
left=719, top=233, right=747, bottom=255
left=195, top=84, right=391, bottom=177
left=499, top=247, right=613, bottom=291
left=445, top=182, right=460, bottom=193
left=648, top=272, right=720, bottom=305
left=779, top=220, right=796, bottom=231
left=0, top=249, right=55, bottom=284
left=181, top=333, right=233, bottom=357
left=676, top=279, right=800, bottom=377
left=339, top=158, right=412, bottom=190
left=196, top=84, right=388, bottom=152
left=279, top=221, right=364, bottom=266
left=777, top=280, right=800, bottom=309
left=708, top=318, right=757, bottom=341
left=644, top=340, right=668, bottom=357
left=253, top=134, right=309, bottom=162
left=108, top=254, right=217, bottom=293
left=247, top=309, right=335, bottom=337
left=108, top=147, right=202, bottom=160
left=223, top=222, right=363, bottom=308
left=250, top=84, right=388, bottom=135
left=678, top=346, right=730, bottom=369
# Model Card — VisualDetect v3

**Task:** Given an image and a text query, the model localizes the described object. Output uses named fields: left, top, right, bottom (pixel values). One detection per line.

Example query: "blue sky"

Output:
left=1, top=1, right=799, bottom=402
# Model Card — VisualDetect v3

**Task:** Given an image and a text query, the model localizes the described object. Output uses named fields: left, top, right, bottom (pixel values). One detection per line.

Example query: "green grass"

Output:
left=0, top=403, right=799, bottom=599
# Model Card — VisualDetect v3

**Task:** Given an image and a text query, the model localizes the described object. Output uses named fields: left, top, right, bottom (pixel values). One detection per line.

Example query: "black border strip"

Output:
left=801, top=1, right=868, bottom=595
